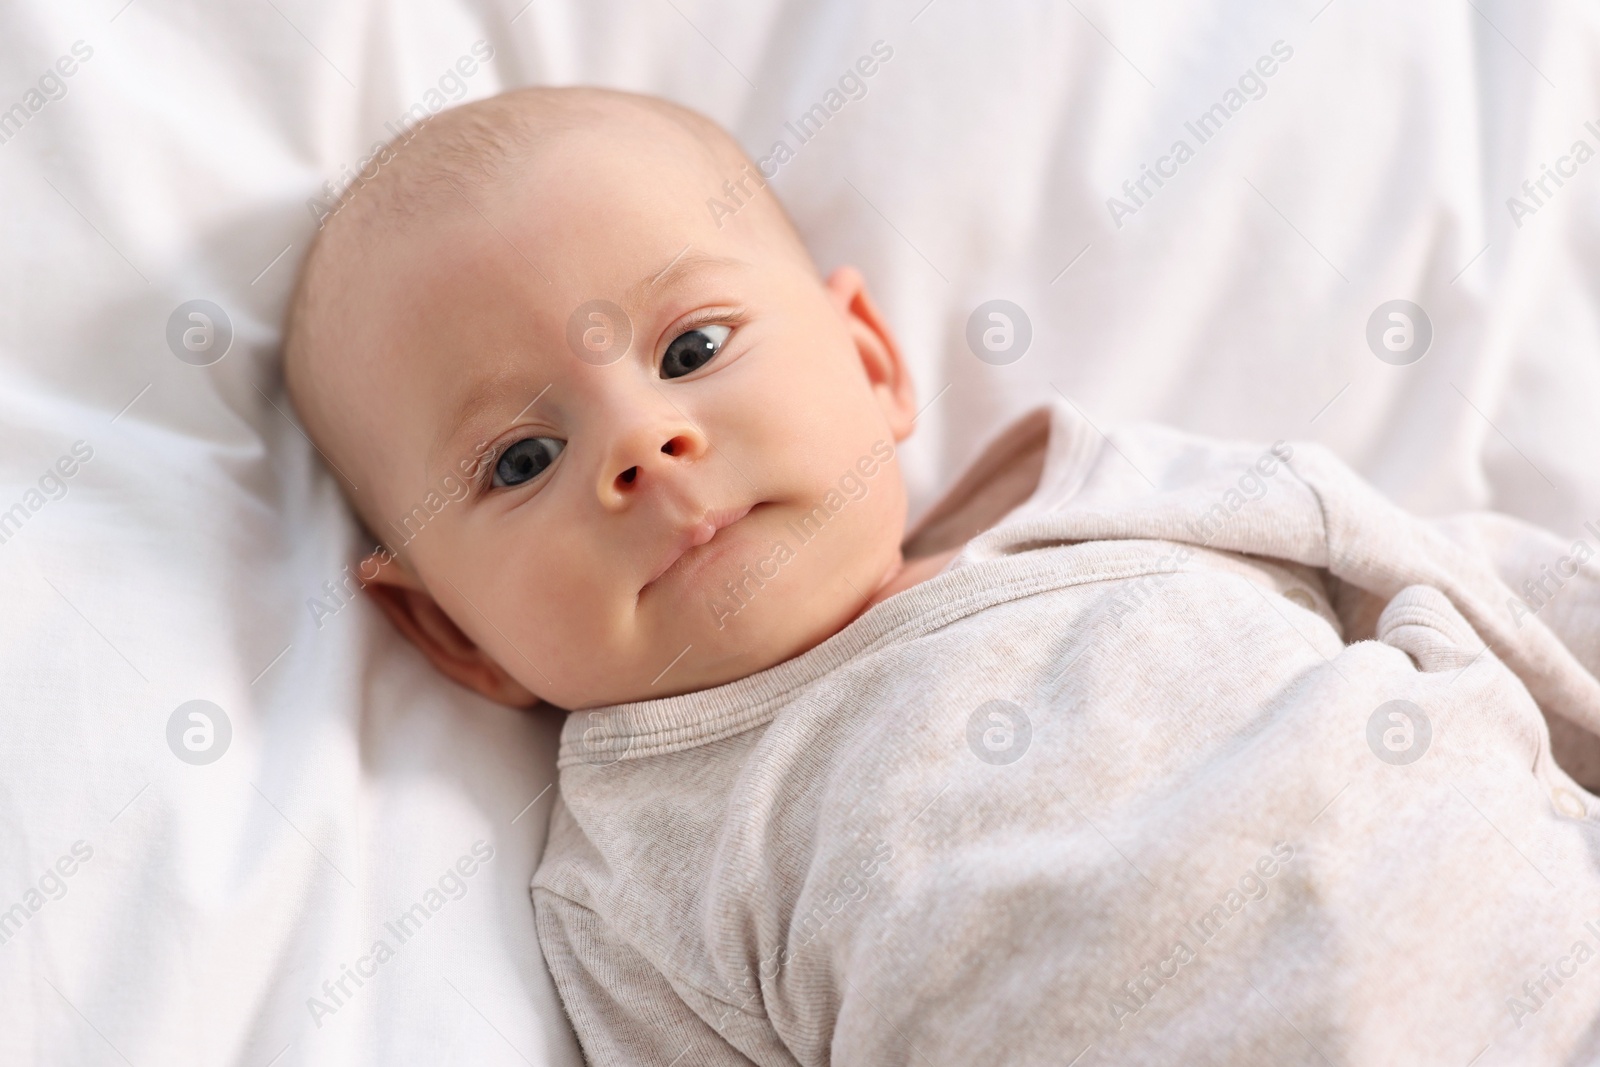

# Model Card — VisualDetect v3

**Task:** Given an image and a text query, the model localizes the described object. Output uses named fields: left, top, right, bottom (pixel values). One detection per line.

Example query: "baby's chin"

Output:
left=566, top=550, right=889, bottom=710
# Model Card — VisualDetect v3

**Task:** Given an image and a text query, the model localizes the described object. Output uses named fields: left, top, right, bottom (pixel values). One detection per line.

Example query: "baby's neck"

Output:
left=850, top=418, right=1051, bottom=623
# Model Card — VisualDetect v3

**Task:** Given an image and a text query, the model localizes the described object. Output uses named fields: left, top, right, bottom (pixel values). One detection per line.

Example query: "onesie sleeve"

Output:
left=1427, top=509, right=1600, bottom=785
left=533, top=887, right=778, bottom=1067
left=1426, top=511, right=1600, bottom=672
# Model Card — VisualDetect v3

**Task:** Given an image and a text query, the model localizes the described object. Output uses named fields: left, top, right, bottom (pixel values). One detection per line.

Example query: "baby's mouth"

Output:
left=641, top=503, right=758, bottom=592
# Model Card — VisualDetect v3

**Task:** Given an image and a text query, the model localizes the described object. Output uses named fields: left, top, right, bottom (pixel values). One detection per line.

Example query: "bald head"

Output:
left=283, top=87, right=814, bottom=534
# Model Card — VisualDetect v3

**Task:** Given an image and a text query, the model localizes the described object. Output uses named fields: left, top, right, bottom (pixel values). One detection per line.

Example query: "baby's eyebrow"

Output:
left=432, top=369, right=542, bottom=472
left=626, top=250, right=745, bottom=305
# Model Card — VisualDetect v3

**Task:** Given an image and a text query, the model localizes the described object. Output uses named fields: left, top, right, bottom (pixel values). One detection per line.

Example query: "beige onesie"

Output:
left=534, top=399, right=1600, bottom=1065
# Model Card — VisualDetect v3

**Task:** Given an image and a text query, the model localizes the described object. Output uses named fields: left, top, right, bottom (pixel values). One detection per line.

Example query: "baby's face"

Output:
left=326, top=116, right=916, bottom=709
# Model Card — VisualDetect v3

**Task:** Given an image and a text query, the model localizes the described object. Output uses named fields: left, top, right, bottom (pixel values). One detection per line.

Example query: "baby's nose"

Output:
left=611, top=435, right=694, bottom=489
left=606, top=429, right=707, bottom=499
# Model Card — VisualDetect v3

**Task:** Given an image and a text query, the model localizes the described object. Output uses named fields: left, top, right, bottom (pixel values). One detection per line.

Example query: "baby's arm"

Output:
left=533, top=888, right=787, bottom=1066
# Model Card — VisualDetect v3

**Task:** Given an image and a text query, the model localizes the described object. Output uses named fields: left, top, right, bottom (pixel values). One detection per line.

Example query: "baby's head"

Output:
left=285, top=87, right=918, bottom=710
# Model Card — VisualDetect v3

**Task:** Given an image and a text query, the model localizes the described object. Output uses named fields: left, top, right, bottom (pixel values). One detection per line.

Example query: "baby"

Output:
left=287, top=89, right=1600, bottom=1065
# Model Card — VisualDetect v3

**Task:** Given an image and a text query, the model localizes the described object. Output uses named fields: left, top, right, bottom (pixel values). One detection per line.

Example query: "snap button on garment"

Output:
left=1552, top=785, right=1588, bottom=819
left=1283, top=587, right=1316, bottom=611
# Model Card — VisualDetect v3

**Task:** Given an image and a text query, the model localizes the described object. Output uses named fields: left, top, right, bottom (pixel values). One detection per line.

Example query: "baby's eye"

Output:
left=492, top=437, right=564, bottom=488
left=660, top=324, right=731, bottom=380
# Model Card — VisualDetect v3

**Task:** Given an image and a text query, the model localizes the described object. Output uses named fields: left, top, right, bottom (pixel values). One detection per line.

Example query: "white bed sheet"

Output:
left=1, top=0, right=1594, bottom=1063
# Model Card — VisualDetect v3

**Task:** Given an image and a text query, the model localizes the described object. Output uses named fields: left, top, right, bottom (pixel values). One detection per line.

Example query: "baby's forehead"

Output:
left=363, top=115, right=761, bottom=299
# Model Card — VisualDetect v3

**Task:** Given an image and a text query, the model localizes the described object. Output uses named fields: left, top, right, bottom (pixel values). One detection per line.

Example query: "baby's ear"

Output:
left=358, top=549, right=540, bottom=709
left=824, top=265, right=917, bottom=442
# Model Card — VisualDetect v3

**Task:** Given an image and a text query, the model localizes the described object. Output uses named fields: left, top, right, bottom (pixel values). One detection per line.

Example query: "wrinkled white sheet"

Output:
left=0, top=0, right=1593, bottom=1063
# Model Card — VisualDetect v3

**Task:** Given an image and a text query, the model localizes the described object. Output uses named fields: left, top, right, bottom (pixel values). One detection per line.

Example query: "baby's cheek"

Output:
left=542, top=591, right=649, bottom=703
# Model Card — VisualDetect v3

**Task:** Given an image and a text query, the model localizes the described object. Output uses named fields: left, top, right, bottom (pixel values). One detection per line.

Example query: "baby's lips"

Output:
left=641, top=526, right=704, bottom=589
left=640, top=502, right=756, bottom=590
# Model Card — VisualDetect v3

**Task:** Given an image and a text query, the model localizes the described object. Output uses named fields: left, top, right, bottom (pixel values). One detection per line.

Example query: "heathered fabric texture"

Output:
left=533, top=400, right=1600, bottom=1065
